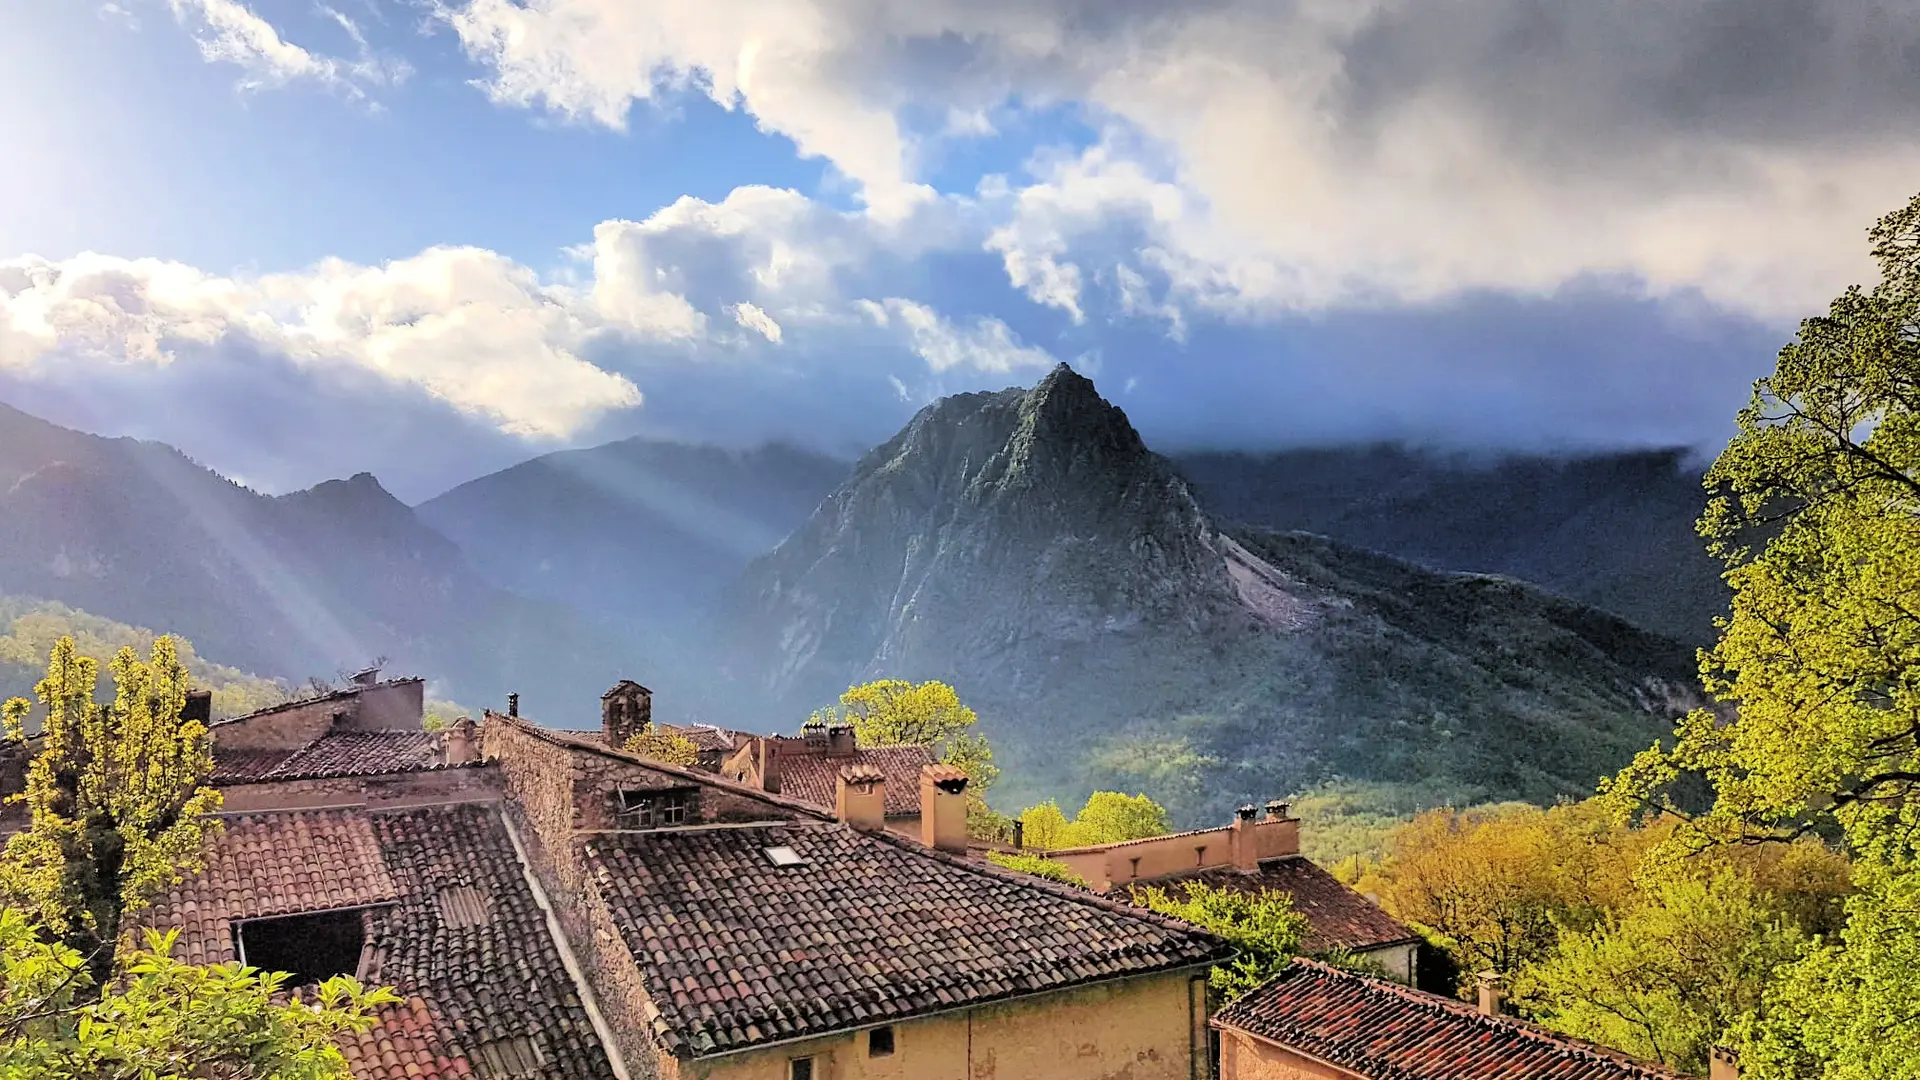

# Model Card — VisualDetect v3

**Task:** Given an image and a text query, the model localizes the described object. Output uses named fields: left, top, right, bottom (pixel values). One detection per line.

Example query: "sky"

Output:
left=2, top=0, right=1916, bottom=501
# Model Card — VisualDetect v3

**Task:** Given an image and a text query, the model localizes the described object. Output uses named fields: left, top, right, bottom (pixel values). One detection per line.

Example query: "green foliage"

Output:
left=814, top=679, right=1000, bottom=794
left=2, top=637, right=223, bottom=985
left=1517, top=871, right=1814, bottom=1074
left=1291, top=778, right=1493, bottom=870
left=1736, top=857, right=1920, bottom=1080
left=983, top=851, right=1089, bottom=888
left=623, top=726, right=702, bottom=768
left=1596, top=191, right=1920, bottom=1078
left=419, top=700, right=476, bottom=734
left=0, top=911, right=397, bottom=1080
left=1016, top=791, right=1170, bottom=850
left=0, top=598, right=288, bottom=724
left=1134, top=882, right=1307, bottom=1002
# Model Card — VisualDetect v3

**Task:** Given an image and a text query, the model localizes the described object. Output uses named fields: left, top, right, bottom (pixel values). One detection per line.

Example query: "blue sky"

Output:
left=3, top=0, right=1915, bottom=500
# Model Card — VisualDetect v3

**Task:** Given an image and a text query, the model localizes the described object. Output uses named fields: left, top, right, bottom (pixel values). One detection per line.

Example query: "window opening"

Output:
left=236, top=907, right=373, bottom=987
left=789, top=1056, right=814, bottom=1080
left=869, top=1025, right=895, bottom=1057
left=615, top=788, right=693, bottom=828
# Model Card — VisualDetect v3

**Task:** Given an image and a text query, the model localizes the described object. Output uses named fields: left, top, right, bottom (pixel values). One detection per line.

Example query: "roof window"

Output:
left=763, top=845, right=806, bottom=867
left=236, top=907, right=375, bottom=987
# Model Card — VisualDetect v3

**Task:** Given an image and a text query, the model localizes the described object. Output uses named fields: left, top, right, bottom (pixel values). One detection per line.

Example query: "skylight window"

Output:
left=763, top=845, right=806, bottom=867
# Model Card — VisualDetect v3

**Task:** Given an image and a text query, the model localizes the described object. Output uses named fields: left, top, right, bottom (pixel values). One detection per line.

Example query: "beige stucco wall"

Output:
left=1217, top=1029, right=1356, bottom=1080
left=1052, top=820, right=1301, bottom=892
left=1360, top=942, right=1418, bottom=986
left=673, top=969, right=1211, bottom=1080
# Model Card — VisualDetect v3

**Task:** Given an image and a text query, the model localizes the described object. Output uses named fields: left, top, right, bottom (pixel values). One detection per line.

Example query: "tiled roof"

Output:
left=653, top=723, right=748, bottom=755
left=144, top=803, right=617, bottom=1080
left=145, top=808, right=397, bottom=965
left=1213, top=959, right=1685, bottom=1080
left=1120, top=856, right=1419, bottom=954
left=775, top=744, right=937, bottom=818
left=211, top=677, right=425, bottom=727
left=583, top=821, right=1232, bottom=1059
left=213, top=731, right=469, bottom=784
left=363, top=805, right=613, bottom=1079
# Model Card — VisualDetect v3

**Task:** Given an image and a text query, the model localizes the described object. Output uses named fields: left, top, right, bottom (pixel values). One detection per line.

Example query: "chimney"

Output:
left=1011, top=819, right=1025, bottom=849
left=350, top=667, right=380, bottom=687
left=835, top=763, right=887, bottom=832
left=506, top=693, right=519, bottom=718
left=920, top=764, right=971, bottom=854
left=1475, top=972, right=1507, bottom=1017
left=600, top=681, right=653, bottom=747
left=1264, top=799, right=1290, bottom=822
left=1230, top=804, right=1259, bottom=871
left=801, top=718, right=828, bottom=753
left=1710, top=1046, right=1740, bottom=1080
left=825, top=722, right=856, bottom=757
left=442, top=716, right=480, bottom=765
left=180, top=690, right=213, bottom=727
left=755, top=737, right=782, bottom=793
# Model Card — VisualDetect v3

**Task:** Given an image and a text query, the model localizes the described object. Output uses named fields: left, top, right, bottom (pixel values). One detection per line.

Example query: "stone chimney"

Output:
left=1230, top=804, right=1260, bottom=871
left=180, top=690, right=213, bottom=727
left=920, top=764, right=971, bottom=854
left=442, top=716, right=480, bottom=765
left=753, top=737, right=782, bottom=793
left=1475, top=972, right=1507, bottom=1017
left=350, top=666, right=380, bottom=687
left=1710, top=1046, right=1740, bottom=1080
left=601, top=680, right=653, bottom=747
left=801, top=717, right=828, bottom=753
left=1264, top=799, right=1290, bottom=822
left=835, top=763, right=887, bottom=831
left=507, top=693, right=519, bottom=718
left=825, top=722, right=857, bottom=757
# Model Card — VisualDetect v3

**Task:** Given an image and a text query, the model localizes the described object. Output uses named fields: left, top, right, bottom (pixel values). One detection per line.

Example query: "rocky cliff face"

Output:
left=723, top=366, right=1702, bottom=823
left=734, top=365, right=1260, bottom=705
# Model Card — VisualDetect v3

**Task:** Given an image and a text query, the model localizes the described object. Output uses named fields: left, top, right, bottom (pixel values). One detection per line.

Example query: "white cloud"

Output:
left=731, top=301, right=783, bottom=343
left=436, top=0, right=1920, bottom=321
left=866, top=297, right=1055, bottom=374
left=166, top=0, right=410, bottom=98
left=0, top=248, right=638, bottom=439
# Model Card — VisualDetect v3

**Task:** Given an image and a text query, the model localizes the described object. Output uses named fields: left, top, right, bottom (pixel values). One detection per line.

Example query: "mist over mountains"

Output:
left=0, top=371, right=1723, bottom=821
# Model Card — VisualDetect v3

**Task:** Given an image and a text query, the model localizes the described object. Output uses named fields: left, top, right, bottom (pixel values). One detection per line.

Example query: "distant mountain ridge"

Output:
left=1173, top=445, right=1726, bottom=644
left=0, top=402, right=625, bottom=720
left=719, top=366, right=1704, bottom=823
left=415, top=436, right=848, bottom=635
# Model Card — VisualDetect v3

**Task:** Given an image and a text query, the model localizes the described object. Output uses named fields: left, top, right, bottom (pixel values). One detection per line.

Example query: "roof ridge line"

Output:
left=484, top=711, right=835, bottom=822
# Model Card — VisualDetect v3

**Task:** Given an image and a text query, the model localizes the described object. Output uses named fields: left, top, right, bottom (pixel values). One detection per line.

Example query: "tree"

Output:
left=813, top=680, right=1000, bottom=793
left=984, top=851, right=1089, bottom=888
left=1, top=637, right=221, bottom=988
left=1518, top=870, right=1812, bottom=1074
left=1598, top=191, right=1920, bottom=1077
left=1016, top=791, right=1171, bottom=849
left=0, top=914, right=397, bottom=1080
left=624, top=727, right=702, bottom=769
left=1134, top=882, right=1307, bottom=1001
left=0, top=636, right=397, bottom=1077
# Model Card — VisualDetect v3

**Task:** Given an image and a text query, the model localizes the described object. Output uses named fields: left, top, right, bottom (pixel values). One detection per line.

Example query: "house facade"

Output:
left=1045, top=803, right=1423, bottom=984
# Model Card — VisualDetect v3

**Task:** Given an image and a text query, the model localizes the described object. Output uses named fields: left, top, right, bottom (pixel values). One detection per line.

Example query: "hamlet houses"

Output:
left=113, top=674, right=1234, bottom=1080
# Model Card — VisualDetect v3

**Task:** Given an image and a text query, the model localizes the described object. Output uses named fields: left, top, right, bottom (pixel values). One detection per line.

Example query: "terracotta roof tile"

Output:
left=583, top=821, right=1232, bottom=1059
left=145, top=809, right=397, bottom=966
left=143, top=804, right=617, bottom=1080
left=774, top=745, right=936, bottom=817
left=1121, top=856, right=1419, bottom=954
left=1213, top=959, right=1686, bottom=1080
left=653, top=723, right=750, bottom=755
left=213, top=731, right=471, bottom=785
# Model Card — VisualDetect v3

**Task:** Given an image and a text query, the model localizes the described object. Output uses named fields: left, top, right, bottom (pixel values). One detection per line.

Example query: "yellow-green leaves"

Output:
left=1134, top=882, right=1306, bottom=1001
left=1017, top=791, right=1171, bottom=850
left=812, top=679, right=1001, bottom=793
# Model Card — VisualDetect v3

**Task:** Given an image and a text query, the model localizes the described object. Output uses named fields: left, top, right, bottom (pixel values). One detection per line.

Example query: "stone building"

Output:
left=117, top=676, right=1235, bottom=1080
left=1044, top=802, right=1423, bottom=984
left=1210, top=960, right=1689, bottom=1080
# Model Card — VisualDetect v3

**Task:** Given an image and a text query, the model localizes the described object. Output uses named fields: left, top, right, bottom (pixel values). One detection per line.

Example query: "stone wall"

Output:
left=215, top=766, right=500, bottom=813
left=338, top=679, right=426, bottom=732
left=211, top=697, right=345, bottom=750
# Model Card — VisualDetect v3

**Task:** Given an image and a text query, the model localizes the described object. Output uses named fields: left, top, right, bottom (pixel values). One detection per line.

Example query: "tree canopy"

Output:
left=1596, top=190, right=1920, bottom=1078
left=2, top=635, right=394, bottom=1077
left=1133, top=882, right=1307, bottom=1001
left=1017, top=791, right=1170, bottom=850
left=811, top=679, right=999, bottom=793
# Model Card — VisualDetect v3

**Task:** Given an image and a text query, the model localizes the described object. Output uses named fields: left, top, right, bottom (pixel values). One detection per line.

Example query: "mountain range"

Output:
left=0, top=373, right=1721, bottom=822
